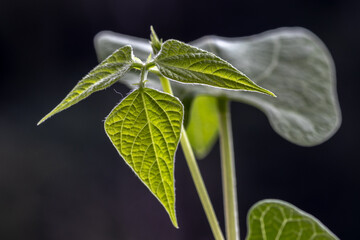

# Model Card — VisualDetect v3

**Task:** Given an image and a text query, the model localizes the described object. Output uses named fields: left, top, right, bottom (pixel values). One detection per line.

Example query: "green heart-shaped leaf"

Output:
left=246, top=199, right=339, bottom=240
left=104, top=87, right=183, bottom=227
left=38, top=45, right=134, bottom=125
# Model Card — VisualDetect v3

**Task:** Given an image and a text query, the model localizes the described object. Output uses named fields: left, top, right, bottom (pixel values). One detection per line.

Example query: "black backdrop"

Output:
left=1, top=0, right=359, bottom=239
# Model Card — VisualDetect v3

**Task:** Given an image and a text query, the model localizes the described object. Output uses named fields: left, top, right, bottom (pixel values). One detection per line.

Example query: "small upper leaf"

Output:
left=186, top=95, right=219, bottom=159
left=246, top=199, right=339, bottom=240
left=104, top=87, right=183, bottom=228
left=150, top=26, right=163, bottom=55
left=153, top=40, right=275, bottom=97
left=38, top=45, right=134, bottom=125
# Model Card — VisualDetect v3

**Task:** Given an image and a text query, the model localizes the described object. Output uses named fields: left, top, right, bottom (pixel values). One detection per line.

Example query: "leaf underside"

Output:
left=246, top=200, right=339, bottom=240
left=38, top=45, right=134, bottom=125
left=104, top=87, right=183, bottom=227
left=190, top=29, right=341, bottom=146
left=154, top=39, right=275, bottom=97
left=94, top=28, right=341, bottom=147
left=186, top=95, right=219, bottom=159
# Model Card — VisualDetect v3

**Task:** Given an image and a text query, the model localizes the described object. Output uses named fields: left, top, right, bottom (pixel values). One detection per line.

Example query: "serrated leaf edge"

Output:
left=37, top=45, right=135, bottom=125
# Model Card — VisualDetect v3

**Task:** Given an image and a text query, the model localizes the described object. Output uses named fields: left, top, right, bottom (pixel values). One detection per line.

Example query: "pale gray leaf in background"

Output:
left=191, top=28, right=341, bottom=146
left=94, top=28, right=341, bottom=146
left=94, top=31, right=151, bottom=61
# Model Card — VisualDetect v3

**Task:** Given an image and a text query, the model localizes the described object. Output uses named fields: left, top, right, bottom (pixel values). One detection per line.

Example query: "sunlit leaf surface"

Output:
left=104, top=87, right=183, bottom=227
left=154, top=40, right=275, bottom=96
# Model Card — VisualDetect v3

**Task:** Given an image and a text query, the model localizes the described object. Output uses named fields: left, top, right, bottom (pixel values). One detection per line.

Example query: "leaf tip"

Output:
left=267, top=90, right=277, bottom=98
left=150, top=26, right=162, bottom=55
left=258, top=87, right=277, bottom=97
left=37, top=116, right=47, bottom=126
left=172, top=219, right=179, bottom=229
left=37, top=111, right=55, bottom=126
left=150, top=25, right=155, bottom=34
left=169, top=214, right=179, bottom=228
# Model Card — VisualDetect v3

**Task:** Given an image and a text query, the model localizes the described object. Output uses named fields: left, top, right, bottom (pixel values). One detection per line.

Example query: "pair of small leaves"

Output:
left=39, top=36, right=272, bottom=227
left=39, top=39, right=274, bottom=126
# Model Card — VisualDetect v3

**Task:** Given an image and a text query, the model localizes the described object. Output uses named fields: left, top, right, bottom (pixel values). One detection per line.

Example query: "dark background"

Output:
left=1, top=0, right=359, bottom=239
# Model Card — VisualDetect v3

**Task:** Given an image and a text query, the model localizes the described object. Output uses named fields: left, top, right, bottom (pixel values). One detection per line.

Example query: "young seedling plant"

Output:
left=38, top=27, right=341, bottom=240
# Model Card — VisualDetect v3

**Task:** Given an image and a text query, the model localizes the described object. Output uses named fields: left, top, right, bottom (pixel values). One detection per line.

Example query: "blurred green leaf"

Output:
left=186, top=95, right=219, bottom=159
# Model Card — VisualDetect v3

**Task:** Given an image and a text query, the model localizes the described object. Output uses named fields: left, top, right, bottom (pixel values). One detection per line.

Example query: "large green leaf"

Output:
left=246, top=200, right=339, bottom=240
left=93, top=28, right=341, bottom=146
left=38, top=45, right=134, bottom=125
left=186, top=95, right=219, bottom=159
left=153, top=40, right=275, bottom=96
left=104, top=87, right=183, bottom=227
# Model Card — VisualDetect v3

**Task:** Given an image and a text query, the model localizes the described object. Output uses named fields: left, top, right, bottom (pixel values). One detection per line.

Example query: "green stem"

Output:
left=180, top=129, right=224, bottom=240
left=159, top=76, right=225, bottom=240
left=139, top=66, right=148, bottom=88
left=159, top=76, right=173, bottom=95
left=217, top=97, right=239, bottom=240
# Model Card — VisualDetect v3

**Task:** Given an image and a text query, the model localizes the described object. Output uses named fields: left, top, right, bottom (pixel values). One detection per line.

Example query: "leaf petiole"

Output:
left=139, top=66, right=148, bottom=88
left=218, top=97, right=239, bottom=240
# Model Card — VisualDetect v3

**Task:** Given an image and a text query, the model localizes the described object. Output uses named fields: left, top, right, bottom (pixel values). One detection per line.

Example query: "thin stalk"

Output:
left=180, top=129, right=224, bottom=240
left=159, top=76, right=225, bottom=240
left=139, top=66, right=148, bottom=88
left=159, top=76, right=174, bottom=95
left=217, top=97, right=239, bottom=240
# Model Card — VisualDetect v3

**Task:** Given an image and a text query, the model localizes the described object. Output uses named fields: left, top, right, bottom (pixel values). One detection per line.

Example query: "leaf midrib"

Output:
left=140, top=89, right=172, bottom=217
left=159, top=65, right=256, bottom=90
left=159, top=58, right=238, bottom=77
left=156, top=54, right=259, bottom=90
left=158, top=52, right=217, bottom=60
